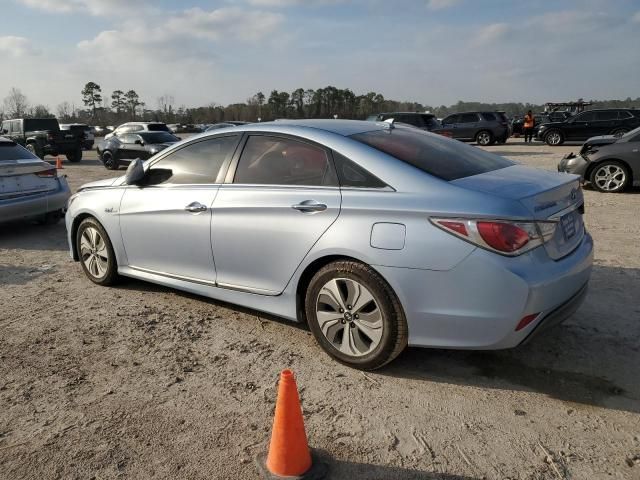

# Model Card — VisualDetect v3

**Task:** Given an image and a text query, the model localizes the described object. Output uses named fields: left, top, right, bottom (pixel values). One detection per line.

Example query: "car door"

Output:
left=564, top=111, right=595, bottom=140
left=120, top=134, right=149, bottom=160
left=455, top=113, right=480, bottom=140
left=440, top=114, right=459, bottom=138
left=118, top=134, right=241, bottom=283
left=211, top=134, right=341, bottom=295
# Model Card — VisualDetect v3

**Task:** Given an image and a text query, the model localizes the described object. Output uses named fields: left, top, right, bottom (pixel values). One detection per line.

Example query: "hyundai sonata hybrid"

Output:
left=65, top=120, right=593, bottom=369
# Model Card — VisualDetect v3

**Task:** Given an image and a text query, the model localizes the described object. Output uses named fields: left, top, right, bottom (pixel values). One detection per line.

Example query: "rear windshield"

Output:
left=140, top=132, right=179, bottom=143
left=24, top=119, right=59, bottom=131
left=0, top=142, right=38, bottom=161
left=350, top=127, right=514, bottom=181
left=147, top=123, right=170, bottom=132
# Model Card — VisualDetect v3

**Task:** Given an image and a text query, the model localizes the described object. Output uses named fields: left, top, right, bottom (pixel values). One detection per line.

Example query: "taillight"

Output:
left=515, top=313, right=540, bottom=331
left=431, top=218, right=557, bottom=256
left=35, top=168, right=57, bottom=178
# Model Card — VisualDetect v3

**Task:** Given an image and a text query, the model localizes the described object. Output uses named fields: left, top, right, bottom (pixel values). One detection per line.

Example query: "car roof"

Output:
left=257, top=119, right=385, bottom=136
left=380, top=112, right=435, bottom=116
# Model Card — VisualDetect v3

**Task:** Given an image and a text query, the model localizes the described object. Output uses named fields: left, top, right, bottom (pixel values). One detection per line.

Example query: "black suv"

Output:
left=1, top=118, right=84, bottom=162
left=369, top=112, right=441, bottom=131
left=537, top=108, right=640, bottom=146
left=434, top=111, right=509, bottom=146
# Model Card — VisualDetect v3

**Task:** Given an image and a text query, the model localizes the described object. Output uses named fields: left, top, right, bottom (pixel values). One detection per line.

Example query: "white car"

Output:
left=104, top=122, right=171, bottom=140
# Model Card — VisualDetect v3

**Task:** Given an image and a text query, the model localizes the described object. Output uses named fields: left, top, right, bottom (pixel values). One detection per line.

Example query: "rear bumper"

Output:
left=0, top=177, right=70, bottom=223
left=375, top=231, right=593, bottom=350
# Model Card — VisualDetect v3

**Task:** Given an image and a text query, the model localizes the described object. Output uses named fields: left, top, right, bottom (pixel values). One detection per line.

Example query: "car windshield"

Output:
left=24, top=119, right=59, bottom=131
left=0, top=141, right=37, bottom=161
left=140, top=132, right=179, bottom=143
left=350, top=126, right=514, bottom=181
left=147, top=123, right=170, bottom=132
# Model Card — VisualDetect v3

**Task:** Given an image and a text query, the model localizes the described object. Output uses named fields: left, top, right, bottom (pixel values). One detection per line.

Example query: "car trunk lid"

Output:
left=451, top=165, right=585, bottom=260
left=0, top=158, right=58, bottom=199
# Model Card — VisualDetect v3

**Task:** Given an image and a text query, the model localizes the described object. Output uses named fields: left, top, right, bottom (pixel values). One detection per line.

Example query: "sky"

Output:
left=0, top=0, right=639, bottom=111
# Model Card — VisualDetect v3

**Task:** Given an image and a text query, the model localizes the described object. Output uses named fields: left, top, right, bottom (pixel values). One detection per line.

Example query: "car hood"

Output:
left=78, top=177, right=120, bottom=191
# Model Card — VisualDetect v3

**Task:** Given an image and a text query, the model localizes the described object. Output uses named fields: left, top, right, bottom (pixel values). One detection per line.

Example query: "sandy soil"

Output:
left=1, top=138, right=639, bottom=480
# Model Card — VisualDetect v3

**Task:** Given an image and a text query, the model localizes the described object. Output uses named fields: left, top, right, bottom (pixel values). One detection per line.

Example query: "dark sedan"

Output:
left=558, top=126, right=640, bottom=192
left=97, top=131, right=180, bottom=170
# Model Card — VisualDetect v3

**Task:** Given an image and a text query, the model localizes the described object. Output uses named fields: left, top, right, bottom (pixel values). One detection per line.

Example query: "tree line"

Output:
left=2, top=82, right=640, bottom=125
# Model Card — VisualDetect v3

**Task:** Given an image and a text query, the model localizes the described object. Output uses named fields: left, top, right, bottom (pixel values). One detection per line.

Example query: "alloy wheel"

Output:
left=477, top=132, right=491, bottom=145
left=80, top=226, right=109, bottom=279
left=593, top=165, right=626, bottom=192
left=547, top=132, right=562, bottom=145
left=315, top=278, right=383, bottom=357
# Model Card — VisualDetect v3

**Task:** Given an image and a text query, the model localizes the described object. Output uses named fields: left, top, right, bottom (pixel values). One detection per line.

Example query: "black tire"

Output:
left=611, top=128, right=628, bottom=138
left=26, top=143, right=44, bottom=159
left=589, top=161, right=630, bottom=193
left=76, top=217, right=120, bottom=286
left=475, top=130, right=494, bottom=146
left=544, top=129, right=565, bottom=146
left=66, top=147, right=83, bottom=163
left=305, top=260, right=407, bottom=370
left=101, top=150, right=119, bottom=170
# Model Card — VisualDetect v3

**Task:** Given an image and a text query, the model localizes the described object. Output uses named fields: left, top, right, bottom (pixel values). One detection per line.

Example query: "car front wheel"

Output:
left=76, top=217, right=119, bottom=285
left=590, top=161, right=630, bottom=193
left=305, top=260, right=407, bottom=370
left=544, top=130, right=564, bottom=146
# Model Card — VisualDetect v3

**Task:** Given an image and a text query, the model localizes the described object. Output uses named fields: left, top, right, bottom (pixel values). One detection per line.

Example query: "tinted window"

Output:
left=119, top=134, right=138, bottom=144
left=148, top=123, right=170, bottom=132
left=397, top=114, right=421, bottom=127
left=147, top=136, right=238, bottom=185
left=575, top=112, right=596, bottom=122
left=234, top=135, right=337, bottom=186
left=618, top=110, right=633, bottom=119
left=422, top=115, right=440, bottom=129
left=481, top=113, right=496, bottom=121
left=351, top=127, right=514, bottom=181
left=24, top=119, right=59, bottom=131
left=139, top=132, right=179, bottom=143
left=1, top=121, right=9, bottom=133
left=442, top=115, right=458, bottom=125
left=332, top=151, right=387, bottom=188
left=594, top=111, right=618, bottom=121
left=460, top=113, right=479, bottom=123
left=0, top=141, right=37, bottom=160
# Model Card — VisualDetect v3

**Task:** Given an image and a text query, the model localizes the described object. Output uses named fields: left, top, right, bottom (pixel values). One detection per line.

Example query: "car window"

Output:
left=421, top=115, right=440, bottom=129
left=146, top=135, right=239, bottom=185
left=618, top=110, right=633, bottom=119
left=139, top=132, right=179, bottom=143
left=234, top=135, right=338, bottom=186
left=12, top=120, right=21, bottom=133
left=459, top=113, right=479, bottom=123
left=442, top=115, right=458, bottom=125
left=148, top=123, right=170, bottom=132
left=1, top=121, right=9, bottom=133
left=332, top=151, right=387, bottom=189
left=574, top=112, right=596, bottom=122
left=0, top=141, right=37, bottom=160
left=351, top=126, right=514, bottom=181
left=24, top=119, right=59, bottom=131
left=481, top=113, right=496, bottom=121
left=594, top=111, right=618, bottom=121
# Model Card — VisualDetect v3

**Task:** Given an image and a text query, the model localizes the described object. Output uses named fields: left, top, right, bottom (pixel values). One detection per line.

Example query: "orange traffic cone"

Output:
left=257, top=370, right=327, bottom=479
left=55, top=156, right=63, bottom=169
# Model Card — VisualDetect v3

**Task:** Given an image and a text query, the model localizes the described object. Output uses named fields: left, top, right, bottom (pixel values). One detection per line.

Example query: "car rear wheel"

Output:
left=590, top=161, right=630, bottom=193
left=66, top=147, right=83, bottom=163
left=76, top=217, right=119, bottom=285
left=476, top=130, right=494, bottom=146
left=101, top=150, right=119, bottom=170
left=305, top=260, right=407, bottom=370
left=544, top=130, right=564, bottom=146
left=611, top=128, right=628, bottom=138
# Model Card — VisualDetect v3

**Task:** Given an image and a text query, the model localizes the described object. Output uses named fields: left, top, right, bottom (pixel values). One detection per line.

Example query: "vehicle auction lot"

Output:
left=1, top=140, right=639, bottom=479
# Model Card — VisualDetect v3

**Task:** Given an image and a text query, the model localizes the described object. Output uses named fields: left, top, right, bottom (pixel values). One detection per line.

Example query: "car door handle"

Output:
left=292, top=200, right=327, bottom=213
left=185, top=201, right=207, bottom=213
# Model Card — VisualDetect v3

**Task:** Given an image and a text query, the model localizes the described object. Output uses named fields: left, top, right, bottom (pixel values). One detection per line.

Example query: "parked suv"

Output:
left=434, top=111, right=509, bottom=146
left=104, top=122, right=171, bottom=140
left=537, top=108, right=640, bottom=146
left=60, top=123, right=94, bottom=150
left=369, top=112, right=441, bottom=131
left=1, top=118, right=84, bottom=162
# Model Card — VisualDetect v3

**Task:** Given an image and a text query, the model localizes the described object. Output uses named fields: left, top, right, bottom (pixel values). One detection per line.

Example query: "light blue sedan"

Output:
left=65, top=120, right=593, bottom=369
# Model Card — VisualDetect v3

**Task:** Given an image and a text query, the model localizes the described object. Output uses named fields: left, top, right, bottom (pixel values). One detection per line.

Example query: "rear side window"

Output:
left=148, top=123, right=170, bottom=132
left=351, top=127, right=514, bottom=181
left=146, top=135, right=239, bottom=185
left=0, top=142, right=37, bottom=160
left=459, top=113, right=479, bottom=123
left=234, top=135, right=338, bottom=186
left=332, top=152, right=387, bottom=188
left=24, top=119, right=59, bottom=131
left=594, top=111, right=618, bottom=121
left=481, top=113, right=496, bottom=121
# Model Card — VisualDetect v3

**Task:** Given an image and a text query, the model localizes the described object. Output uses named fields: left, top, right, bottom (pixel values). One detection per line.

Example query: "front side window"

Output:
left=351, top=126, right=514, bottom=181
left=145, top=135, right=239, bottom=185
left=148, top=123, right=170, bottom=132
left=442, top=115, right=459, bottom=125
left=234, top=135, right=338, bottom=186
left=574, top=112, right=596, bottom=122
left=119, top=134, right=137, bottom=144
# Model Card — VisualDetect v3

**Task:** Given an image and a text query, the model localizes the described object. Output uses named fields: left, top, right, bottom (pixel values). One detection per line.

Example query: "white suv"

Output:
left=104, top=122, right=170, bottom=140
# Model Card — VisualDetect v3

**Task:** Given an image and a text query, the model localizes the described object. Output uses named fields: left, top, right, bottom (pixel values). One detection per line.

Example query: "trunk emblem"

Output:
left=570, top=189, right=577, bottom=201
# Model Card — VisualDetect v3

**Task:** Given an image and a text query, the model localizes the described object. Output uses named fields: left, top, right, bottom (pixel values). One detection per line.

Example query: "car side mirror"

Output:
left=134, top=139, right=143, bottom=145
left=125, top=158, right=145, bottom=185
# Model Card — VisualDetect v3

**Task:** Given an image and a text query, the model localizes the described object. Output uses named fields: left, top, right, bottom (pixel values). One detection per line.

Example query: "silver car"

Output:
left=1, top=137, right=70, bottom=224
left=65, top=120, right=593, bottom=369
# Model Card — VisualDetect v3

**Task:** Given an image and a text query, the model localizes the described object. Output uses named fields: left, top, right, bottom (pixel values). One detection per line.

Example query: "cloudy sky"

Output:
left=1, top=0, right=639, bottom=110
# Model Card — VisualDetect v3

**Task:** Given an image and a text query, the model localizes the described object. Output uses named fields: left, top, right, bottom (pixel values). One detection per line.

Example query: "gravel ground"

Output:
left=1, top=138, right=639, bottom=480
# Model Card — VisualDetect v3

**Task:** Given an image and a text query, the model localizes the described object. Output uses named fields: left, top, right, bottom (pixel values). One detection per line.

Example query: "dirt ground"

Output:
left=1, top=138, right=639, bottom=480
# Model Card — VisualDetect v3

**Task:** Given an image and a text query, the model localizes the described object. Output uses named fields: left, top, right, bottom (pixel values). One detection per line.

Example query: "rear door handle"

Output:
left=292, top=200, right=327, bottom=213
left=185, top=201, right=207, bottom=213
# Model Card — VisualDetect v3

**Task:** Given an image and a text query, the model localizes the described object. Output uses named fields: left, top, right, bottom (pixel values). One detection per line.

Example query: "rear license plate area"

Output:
left=560, top=212, right=577, bottom=240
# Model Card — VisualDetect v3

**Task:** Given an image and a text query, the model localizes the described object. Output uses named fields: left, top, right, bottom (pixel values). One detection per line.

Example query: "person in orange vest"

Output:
left=523, top=110, right=535, bottom=143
